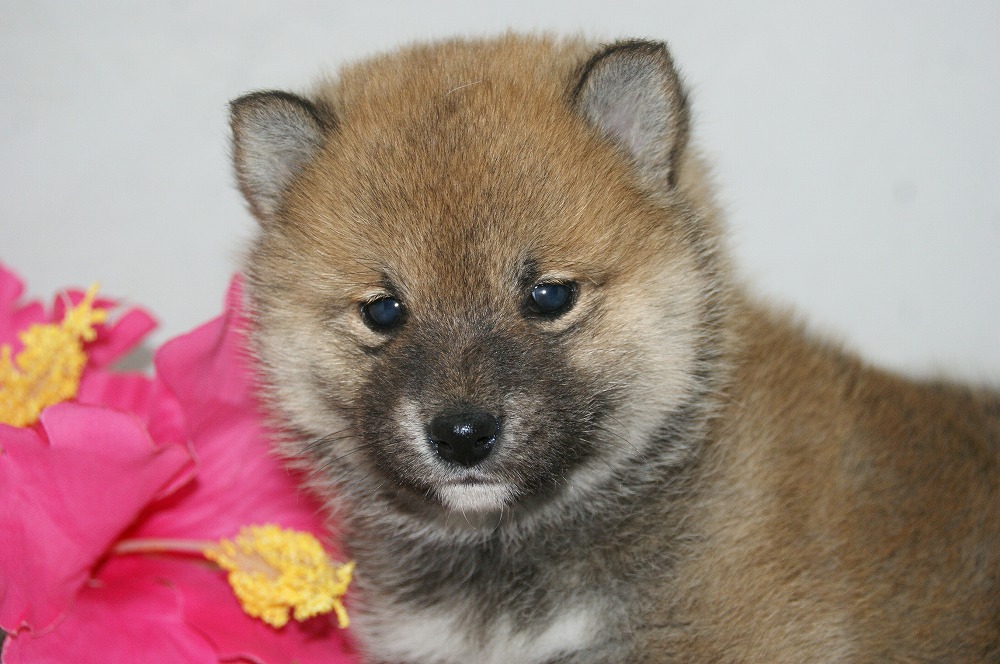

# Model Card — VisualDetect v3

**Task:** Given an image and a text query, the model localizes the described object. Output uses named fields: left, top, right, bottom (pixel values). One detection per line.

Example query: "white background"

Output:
left=2, top=1, right=998, bottom=378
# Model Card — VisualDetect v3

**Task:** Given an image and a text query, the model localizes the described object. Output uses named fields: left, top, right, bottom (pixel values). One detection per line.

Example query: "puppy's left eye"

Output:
left=527, top=282, right=575, bottom=317
left=362, top=296, right=405, bottom=331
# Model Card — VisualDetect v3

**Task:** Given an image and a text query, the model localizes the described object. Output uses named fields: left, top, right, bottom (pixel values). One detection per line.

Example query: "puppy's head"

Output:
left=233, top=36, right=727, bottom=518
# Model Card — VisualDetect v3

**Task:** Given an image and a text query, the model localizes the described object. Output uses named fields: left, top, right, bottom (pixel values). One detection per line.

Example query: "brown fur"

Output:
left=659, top=311, right=1000, bottom=660
left=232, top=34, right=1000, bottom=662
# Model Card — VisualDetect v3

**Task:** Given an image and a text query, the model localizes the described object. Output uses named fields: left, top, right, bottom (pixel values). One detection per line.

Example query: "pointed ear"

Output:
left=230, top=91, right=329, bottom=221
left=573, top=40, right=690, bottom=187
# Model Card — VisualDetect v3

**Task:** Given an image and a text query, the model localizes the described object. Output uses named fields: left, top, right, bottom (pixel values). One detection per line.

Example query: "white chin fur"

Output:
left=435, top=483, right=514, bottom=512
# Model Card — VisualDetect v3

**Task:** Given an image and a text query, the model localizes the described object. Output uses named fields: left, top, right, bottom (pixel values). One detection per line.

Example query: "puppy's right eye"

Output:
left=361, top=296, right=405, bottom=331
left=527, top=282, right=575, bottom=318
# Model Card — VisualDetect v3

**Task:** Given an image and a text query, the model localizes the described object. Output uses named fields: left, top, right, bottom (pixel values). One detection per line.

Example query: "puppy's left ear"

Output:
left=573, top=40, right=690, bottom=187
left=230, top=91, right=329, bottom=223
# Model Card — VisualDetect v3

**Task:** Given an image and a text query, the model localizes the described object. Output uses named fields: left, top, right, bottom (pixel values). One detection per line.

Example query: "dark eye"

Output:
left=362, top=296, right=404, bottom=331
left=527, top=282, right=575, bottom=317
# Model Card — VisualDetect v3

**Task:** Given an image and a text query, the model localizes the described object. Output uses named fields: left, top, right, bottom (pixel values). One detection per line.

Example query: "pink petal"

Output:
left=86, top=307, right=158, bottom=368
left=76, top=371, right=156, bottom=415
left=0, top=403, right=194, bottom=634
left=144, top=556, right=358, bottom=664
left=0, top=266, right=154, bottom=364
left=156, top=277, right=254, bottom=423
left=2, top=556, right=218, bottom=664
left=51, top=289, right=157, bottom=369
left=0, top=263, right=24, bottom=310
left=77, top=371, right=188, bottom=448
left=140, top=277, right=329, bottom=542
left=75, top=371, right=197, bottom=507
left=0, top=264, right=45, bottom=349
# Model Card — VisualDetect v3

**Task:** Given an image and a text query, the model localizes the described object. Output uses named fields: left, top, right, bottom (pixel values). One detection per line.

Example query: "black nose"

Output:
left=428, top=410, right=499, bottom=467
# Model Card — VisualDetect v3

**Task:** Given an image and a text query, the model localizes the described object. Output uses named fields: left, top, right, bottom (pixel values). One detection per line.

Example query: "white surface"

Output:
left=2, top=1, right=998, bottom=378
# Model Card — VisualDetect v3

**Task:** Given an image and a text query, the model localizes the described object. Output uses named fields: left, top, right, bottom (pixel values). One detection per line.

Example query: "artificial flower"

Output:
left=0, top=266, right=356, bottom=663
left=0, top=284, right=106, bottom=426
left=0, top=264, right=157, bottom=375
left=0, top=402, right=194, bottom=635
left=205, top=525, right=354, bottom=629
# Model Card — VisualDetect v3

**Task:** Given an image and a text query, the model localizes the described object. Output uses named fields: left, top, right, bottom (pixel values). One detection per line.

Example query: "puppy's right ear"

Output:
left=230, top=91, right=328, bottom=222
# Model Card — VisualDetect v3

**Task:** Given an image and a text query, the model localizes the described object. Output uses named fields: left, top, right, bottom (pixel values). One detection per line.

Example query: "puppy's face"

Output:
left=235, top=37, right=721, bottom=516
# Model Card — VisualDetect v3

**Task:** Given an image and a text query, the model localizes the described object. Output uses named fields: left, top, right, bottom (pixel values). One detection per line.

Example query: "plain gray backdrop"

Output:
left=2, top=1, right=998, bottom=377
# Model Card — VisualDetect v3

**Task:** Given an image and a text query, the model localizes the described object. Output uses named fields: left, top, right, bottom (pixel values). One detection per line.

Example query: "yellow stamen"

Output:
left=204, top=524, right=353, bottom=629
left=0, top=284, right=106, bottom=427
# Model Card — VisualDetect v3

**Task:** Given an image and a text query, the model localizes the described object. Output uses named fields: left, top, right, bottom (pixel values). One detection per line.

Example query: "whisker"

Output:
left=605, top=415, right=634, bottom=442
left=320, top=442, right=377, bottom=467
left=489, top=503, right=505, bottom=534
left=301, top=427, right=356, bottom=455
left=339, top=470, right=376, bottom=495
left=306, top=445, right=373, bottom=483
left=328, top=460, right=369, bottom=487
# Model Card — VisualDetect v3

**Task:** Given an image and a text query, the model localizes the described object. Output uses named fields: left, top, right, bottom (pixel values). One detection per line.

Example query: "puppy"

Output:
left=230, top=34, right=1000, bottom=663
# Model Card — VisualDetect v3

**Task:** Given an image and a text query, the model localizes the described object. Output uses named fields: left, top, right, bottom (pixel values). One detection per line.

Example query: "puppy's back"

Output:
left=658, top=308, right=1000, bottom=660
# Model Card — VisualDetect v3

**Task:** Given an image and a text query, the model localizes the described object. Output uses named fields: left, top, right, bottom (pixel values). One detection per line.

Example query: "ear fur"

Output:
left=230, top=91, right=328, bottom=221
left=573, top=40, right=690, bottom=187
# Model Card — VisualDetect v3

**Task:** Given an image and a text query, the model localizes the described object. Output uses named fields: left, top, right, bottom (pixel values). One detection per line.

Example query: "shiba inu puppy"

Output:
left=230, top=34, right=1000, bottom=663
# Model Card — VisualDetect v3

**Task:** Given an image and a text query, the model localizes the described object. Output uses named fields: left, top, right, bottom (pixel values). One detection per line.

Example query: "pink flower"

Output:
left=0, top=266, right=356, bottom=663
left=0, top=263, right=157, bottom=373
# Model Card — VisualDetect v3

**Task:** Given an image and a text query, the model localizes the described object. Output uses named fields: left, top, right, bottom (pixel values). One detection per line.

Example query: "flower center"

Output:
left=114, top=525, right=353, bottom=629
left=0, top=284, right=106, bottom=427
